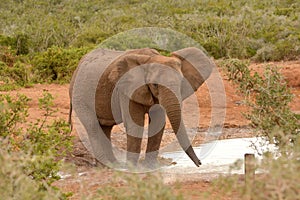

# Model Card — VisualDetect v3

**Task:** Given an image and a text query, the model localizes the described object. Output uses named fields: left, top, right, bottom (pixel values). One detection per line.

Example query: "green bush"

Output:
left=248, top=67, right=299, bottom=147
left=0, top=34, right=30, bottom=55
left=216, top=58, right=300, bottom=199
left=31, top=46, right=90, bottom=83
left=0, top=91, right=73, bottom=198
left=0, top=148, right=62, bottom=200
left=99, top=28, right=203, bottom=52
left=0, top=45, right=32, bottom=90
left=0, top=45, right=17, bottom=67
left=0, top=94, right=29, bottom=138
left=0, top=45, right=91, bottom=88
left=219, top=59, right=299, bottom=147
left=1, top=0, right=299, bottom=60
left=100, top=33, right=159, bottom=51
left=0, top=61, right=32, bottom=89
left=95, top=172, right=183, bottom=200
left=214, top=146, right=300, bottom=200
left=0, top=35, right=17, bottom=48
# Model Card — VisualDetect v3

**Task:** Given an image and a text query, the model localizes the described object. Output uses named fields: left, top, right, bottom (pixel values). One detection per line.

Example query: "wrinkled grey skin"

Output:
left=69, top=47, right=213, bottom=168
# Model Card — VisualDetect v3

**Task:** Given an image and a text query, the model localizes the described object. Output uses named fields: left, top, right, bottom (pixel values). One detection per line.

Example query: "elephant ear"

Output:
left=171, top=47, right=214, bottom=100
left=108, top=53, right=154, bottom=106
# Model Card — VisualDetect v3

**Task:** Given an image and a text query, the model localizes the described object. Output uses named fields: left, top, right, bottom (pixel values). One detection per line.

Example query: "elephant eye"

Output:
left=153, top=84, right=158, bottom=88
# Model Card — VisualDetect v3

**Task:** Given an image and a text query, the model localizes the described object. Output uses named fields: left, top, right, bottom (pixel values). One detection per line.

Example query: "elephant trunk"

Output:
left=158, top=87, right=201, bottom=167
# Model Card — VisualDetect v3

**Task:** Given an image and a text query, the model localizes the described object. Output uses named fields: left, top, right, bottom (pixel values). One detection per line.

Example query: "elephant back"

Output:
left=72, top=48, right=124, bottom=125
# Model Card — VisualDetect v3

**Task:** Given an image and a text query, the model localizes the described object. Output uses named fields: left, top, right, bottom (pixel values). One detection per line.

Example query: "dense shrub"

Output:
left=219, top=59, right=299, bottom=147
left=0, top=34, right=30, bottom=55
left=0, top=92, right=73, bottom=198
left=0, top=45, right=90, bottom=89
left=96, top=172, right=183, bottom=200
left=213, top=146, right=300, bottom=200
left=0, top=45, right=32, bottom=90
left=99, top=27, right=204, bottom=52
left=0, top=61, right=31, bottom=89
left=31, top=46, right=90, bottom=83
left=0, top=0, right=299, bottom=60
left=0, top=148, right=62, bottom=200
left=217, top=58, right=300, bottom=200
left=0, top=45, right=17, bottom=67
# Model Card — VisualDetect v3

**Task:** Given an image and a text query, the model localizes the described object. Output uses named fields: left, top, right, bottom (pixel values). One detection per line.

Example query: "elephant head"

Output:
left=107, top=47, right=214, bottom=167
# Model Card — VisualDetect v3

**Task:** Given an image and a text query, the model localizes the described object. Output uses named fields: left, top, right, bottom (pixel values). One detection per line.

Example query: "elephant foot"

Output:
left=126, top=152, right=140, bottom=169
left=140, top=159, right=164, bottom=170
left=106, top=160, right=123, bottom=169
left=141, top=155, right=170, bottom=170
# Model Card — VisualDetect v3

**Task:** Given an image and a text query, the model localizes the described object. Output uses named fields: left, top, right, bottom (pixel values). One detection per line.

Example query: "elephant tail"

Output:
left=68, top=102, right=73, bottom=132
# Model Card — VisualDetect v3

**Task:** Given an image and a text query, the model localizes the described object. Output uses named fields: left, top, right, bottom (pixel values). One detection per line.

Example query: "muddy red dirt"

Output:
left=3, top=61, right=300, bottom=199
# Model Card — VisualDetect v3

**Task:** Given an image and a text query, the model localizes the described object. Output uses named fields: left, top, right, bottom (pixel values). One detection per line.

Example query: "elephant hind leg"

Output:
left=99, top=124, right=117, bottom=163
left=101, top=125, right=113, bottom=140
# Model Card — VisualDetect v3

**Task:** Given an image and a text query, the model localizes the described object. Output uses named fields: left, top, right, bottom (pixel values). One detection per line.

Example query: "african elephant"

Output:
left=69, top=47, right=213, bottom=168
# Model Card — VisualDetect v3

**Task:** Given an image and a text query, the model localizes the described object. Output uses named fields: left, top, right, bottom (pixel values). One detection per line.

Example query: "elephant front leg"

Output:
left=100, top=125, right=118, bottom=164
left=122, top=100, right=145, bottom=167
left=144, top=104, right=166, bottom=168
left=126, top=134, right=143, bottom=166
left=144, top=128, right=164, bottom=168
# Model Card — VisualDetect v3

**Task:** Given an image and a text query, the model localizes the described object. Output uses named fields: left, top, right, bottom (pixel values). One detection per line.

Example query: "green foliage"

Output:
left=0, top=0, right=299, bottom=89
left=0, top=34, right=30, bottom=55
left=0, top=45, right=17, bottom=67
left=251, top=148, right=300, bottom=200
left=0, top=0, right=299, bottom=60
left=20, top=91, right=73, bottom=184
left=96, top=172, right=183, bottom=200
left=100, top=34, right=159, bottom=51
left=0, top=91, right=73, bottom=198
left=31, top=46, right=90, bottom=83
left=214, top=128, right=300, bottom=200
left=99, top=27, right=205, bottom=53
left=0, top=61, right=32, bottom=89
left=0, top=94, right=29, bottom=138
left=0, top=148, right=62, bottom=200
left=15, top=33, right=30, bottom=55
left=213, top=143, right=300, bottom=200
left=0, top=45, right=90, bottom=88
left=219, top=59, right=299, bottom=148
left=0, top=45, right=32, bottom=90
left=248, top=68, right=299, bottom=146
left=212, top=58, right=300, bottom=199
left=218, top=59, right=254, bottom=95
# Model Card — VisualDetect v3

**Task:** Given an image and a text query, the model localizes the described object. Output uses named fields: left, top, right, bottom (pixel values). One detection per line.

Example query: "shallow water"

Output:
left=161, top=137, right=276, bottom=176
